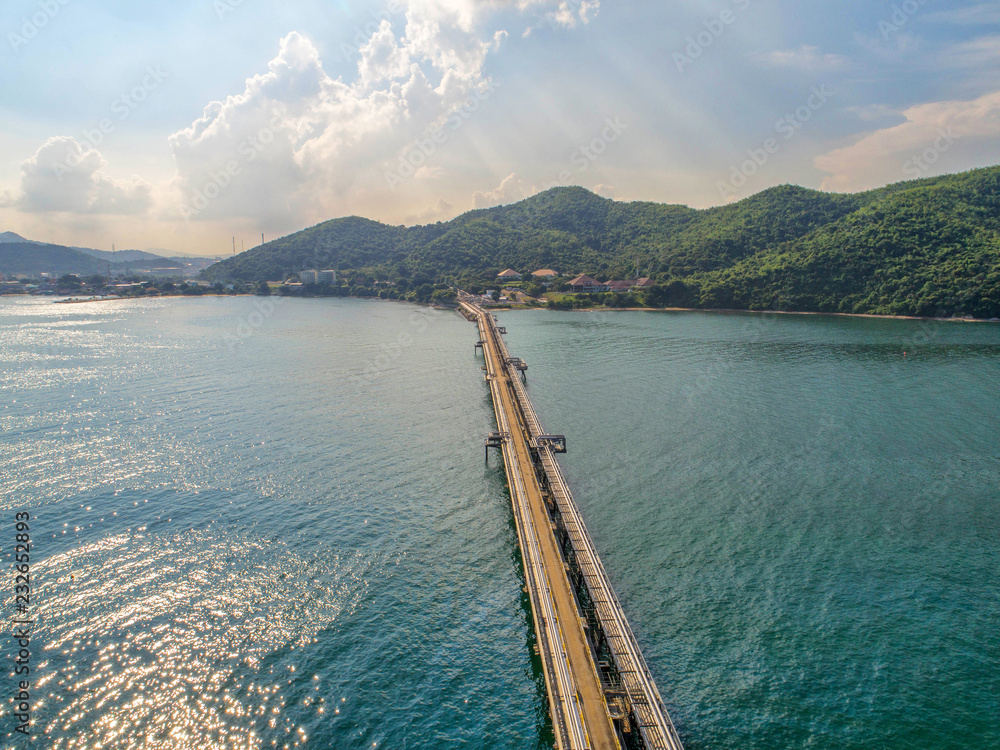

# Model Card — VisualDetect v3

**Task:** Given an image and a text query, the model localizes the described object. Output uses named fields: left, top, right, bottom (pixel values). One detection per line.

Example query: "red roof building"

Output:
left=568, top=275, right=609, bottom=293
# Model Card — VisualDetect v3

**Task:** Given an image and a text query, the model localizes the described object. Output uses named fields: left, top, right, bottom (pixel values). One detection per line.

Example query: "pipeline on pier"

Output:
left=460, top=292, right=685, bottom=750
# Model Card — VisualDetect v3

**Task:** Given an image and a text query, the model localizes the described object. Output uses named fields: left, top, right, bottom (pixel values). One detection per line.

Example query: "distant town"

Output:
left=0, top=272, right=245, bottom=299
left=0, top=261, right=666, bottom=311
left=473, top=268, right=656, bottom=308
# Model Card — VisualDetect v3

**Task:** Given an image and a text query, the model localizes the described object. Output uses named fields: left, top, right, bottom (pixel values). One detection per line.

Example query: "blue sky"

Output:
left=1, top=0, right=999, bottom=255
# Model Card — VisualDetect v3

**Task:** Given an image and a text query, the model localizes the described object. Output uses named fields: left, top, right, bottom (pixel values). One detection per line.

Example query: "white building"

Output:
left=299, top=269, right=318, bottom=283
left=317, top=269, right=336, bottom=285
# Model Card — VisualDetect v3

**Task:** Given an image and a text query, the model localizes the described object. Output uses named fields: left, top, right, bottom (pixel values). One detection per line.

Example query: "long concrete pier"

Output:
left=459, top=293, right=685, bottom=750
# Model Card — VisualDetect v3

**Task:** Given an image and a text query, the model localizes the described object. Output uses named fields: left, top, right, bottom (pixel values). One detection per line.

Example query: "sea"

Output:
left=1, top=295, right=997, bottom=749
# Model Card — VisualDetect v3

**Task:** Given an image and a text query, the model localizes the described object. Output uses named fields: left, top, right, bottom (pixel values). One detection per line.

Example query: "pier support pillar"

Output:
left=484, top=432, right=505, bottom=463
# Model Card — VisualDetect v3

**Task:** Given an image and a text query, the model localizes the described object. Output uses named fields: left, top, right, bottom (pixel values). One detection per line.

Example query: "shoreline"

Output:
left=32, top=293, right=1000, bottom=323
left=503, top=303, right=1000, bottom=323
left=51, top=293, right=245, bottom=304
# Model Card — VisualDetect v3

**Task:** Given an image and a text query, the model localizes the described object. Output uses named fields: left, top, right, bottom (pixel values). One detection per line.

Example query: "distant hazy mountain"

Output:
left=0, top=243, right=114, bottom=277
left=0, top=231, right=193, bottom=276
left=74, top=246, right=178, bottom=265
left=202, top=165, right=1000, bottom=318
left=168, top=256, right=221, bottom=271
left=0, top=232, right=187, bottom=267
left=0, top=242, right=186, bottom=276
left=0, top=232, right=39, bottom=244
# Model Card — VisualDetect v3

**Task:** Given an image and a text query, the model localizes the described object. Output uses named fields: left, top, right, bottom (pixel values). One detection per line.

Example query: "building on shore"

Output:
left=298, top=269, right=336, bottom=285
left=568, top=274, right=609, bottom=293
left=143, top=267, right=184, bottom=278
left=605, top=280, right=633, bottom=293
left=496, top=268, right=522, bottom=281
left=0, top=281, right=26, bottom=294
left=566, top=275, right=656, bottom=294
left=531, top=268, right=558, bottom=278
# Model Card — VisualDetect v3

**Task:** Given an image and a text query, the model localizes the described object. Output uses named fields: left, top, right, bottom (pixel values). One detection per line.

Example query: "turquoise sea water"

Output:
left=1, top=296, right=997, bottom=749
left=496, top=307, right=1000, bottom=750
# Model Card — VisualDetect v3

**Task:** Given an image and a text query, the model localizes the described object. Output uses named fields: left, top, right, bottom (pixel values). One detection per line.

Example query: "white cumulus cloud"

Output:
left=405, top=197, right=456, bottom=224
left=12, top=137, right=153, bottom=215
left=167, top=30, right=404, bottom=223
left=815, top=90, right=1000, bottom=192
left=164, top=0, right=598, bottom=225
left=358, top=20, right=413, bottom=85
left=519, top=0, right=599, bottom=34
left=472, top=172, right=528, bottom=208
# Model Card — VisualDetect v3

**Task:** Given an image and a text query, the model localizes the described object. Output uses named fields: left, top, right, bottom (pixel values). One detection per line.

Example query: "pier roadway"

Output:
left=459, top=294, right=686, bottom=750
left=466, top=299, right=618, bottom=750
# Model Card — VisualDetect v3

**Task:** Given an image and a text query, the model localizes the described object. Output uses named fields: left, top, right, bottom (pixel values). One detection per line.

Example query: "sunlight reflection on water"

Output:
left=36, top=529, right=373, bottom=749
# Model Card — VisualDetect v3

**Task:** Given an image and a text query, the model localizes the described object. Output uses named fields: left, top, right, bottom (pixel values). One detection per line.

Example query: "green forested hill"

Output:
left=203, top=166, right=1000, bottom=317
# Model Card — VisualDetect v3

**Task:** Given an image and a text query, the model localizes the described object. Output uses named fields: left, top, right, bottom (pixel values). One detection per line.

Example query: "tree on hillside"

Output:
left=431, top=288, right=457, bottom=305
left=413, top=283, right=434, bottom=302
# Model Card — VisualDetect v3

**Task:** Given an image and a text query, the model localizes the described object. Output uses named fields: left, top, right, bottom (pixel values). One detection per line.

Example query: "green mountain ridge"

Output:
left=203, top=166, right=1000, bottom=318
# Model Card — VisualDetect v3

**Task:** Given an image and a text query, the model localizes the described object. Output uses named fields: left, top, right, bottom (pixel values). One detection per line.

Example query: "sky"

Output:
left=1, top=0, right=999, bottom=256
